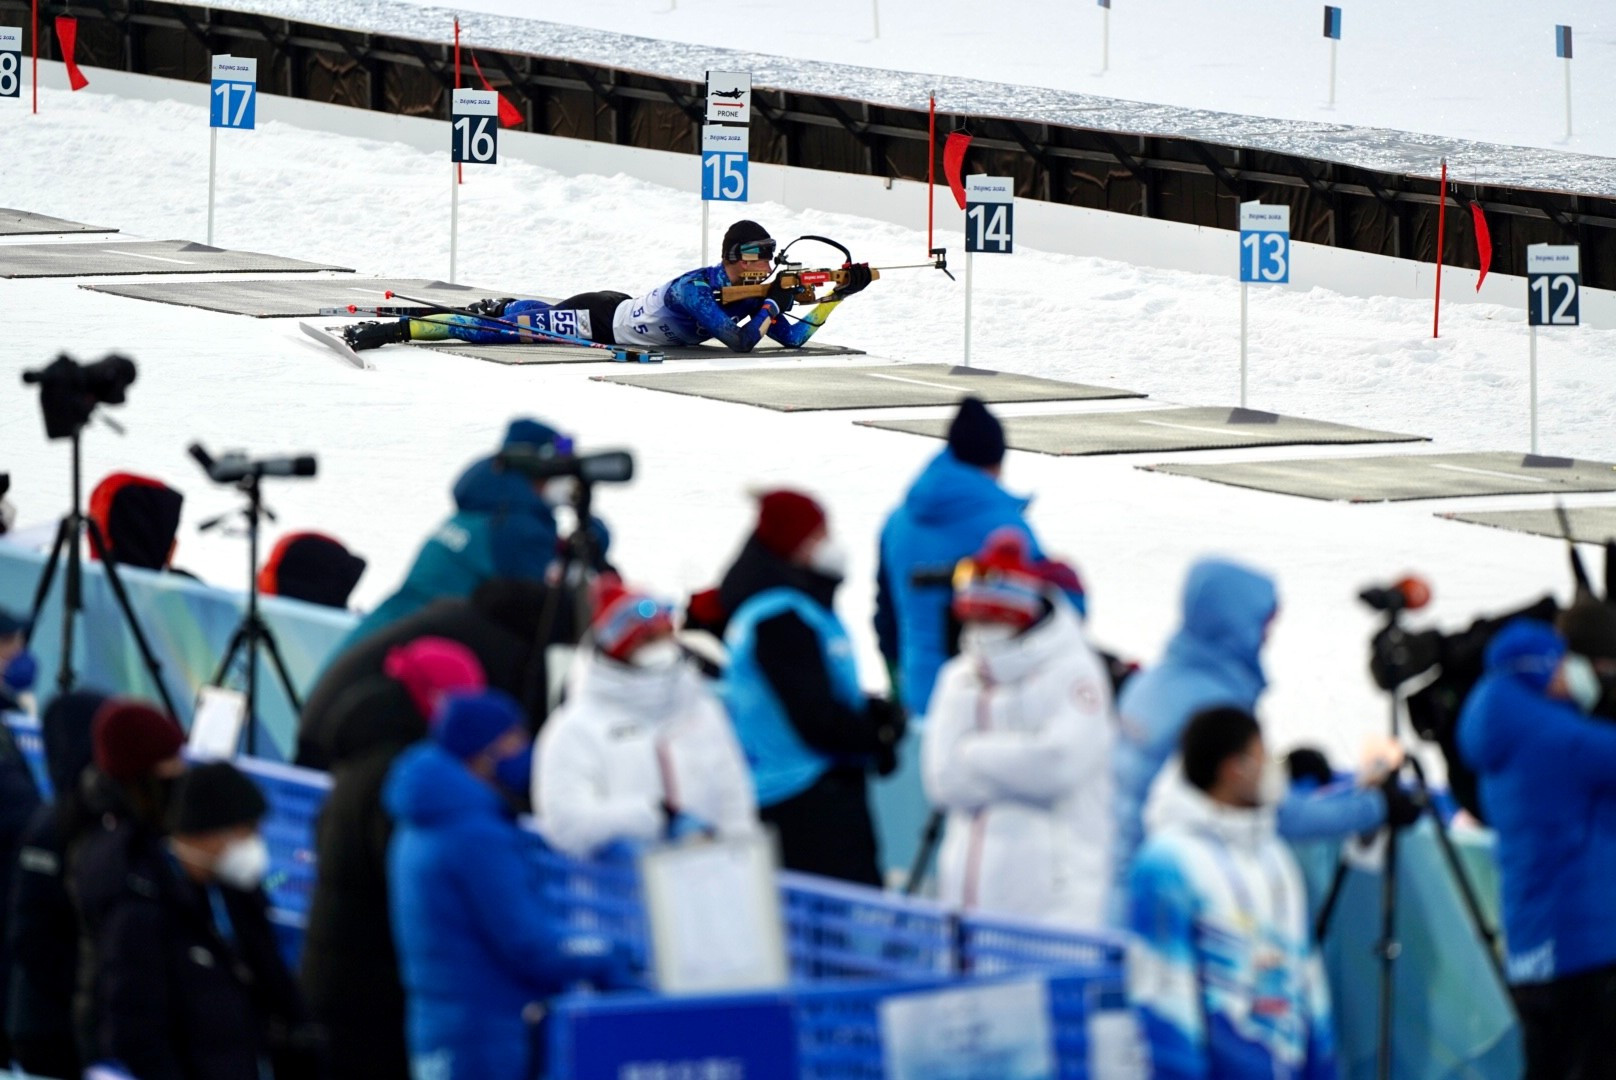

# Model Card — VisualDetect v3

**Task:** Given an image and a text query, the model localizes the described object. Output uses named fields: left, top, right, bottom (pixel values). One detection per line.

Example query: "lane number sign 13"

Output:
left=1239, top=202, right=1290, bottom=284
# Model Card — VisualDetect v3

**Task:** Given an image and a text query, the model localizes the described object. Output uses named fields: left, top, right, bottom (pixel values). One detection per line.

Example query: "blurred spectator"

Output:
left=301, top=638, right=484, bottom=1080
left=8, top=691, right=105, bottom=1080
left=0, top=650, right=43, bottom=1068
left=719, top=490, right=903, bottom=886
left=79, top=760, right=320, bottom=1079
left=338, top=418, right=609, bottom=654
left=1128, top=707, right=1336, bottom=1078
left=536, top=576, right=757, bottom=857
left=386, top=690, right=630, bottom=1080
left=0, top=608, right=36, bottom=715
left=921, top=530, right=1113, bottom=928
left=1458, top=619, right=1616, bottom=1079
left=876, top=396, right=1075, bottom=715
left=257, top=532, right=367, bottom=610
left=86, top=473, right=183, bottom=572
left=1112, top=558, right=1386, bottom=904
left=1556, top=591, right=1616, bottom=718
left=298, top=580, right=573, bottom=768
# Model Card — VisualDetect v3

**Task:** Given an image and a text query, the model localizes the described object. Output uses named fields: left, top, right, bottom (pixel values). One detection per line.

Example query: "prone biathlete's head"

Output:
left=721, top=220, right=776, bottom=284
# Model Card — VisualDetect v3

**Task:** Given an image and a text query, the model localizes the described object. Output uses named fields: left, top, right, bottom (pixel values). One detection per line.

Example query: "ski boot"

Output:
left=341, top=319, right=412, bottom=352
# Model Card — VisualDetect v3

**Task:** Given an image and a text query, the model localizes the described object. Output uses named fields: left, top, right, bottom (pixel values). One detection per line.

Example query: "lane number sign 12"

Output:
left=1526, top=244, right=1580, bottom=327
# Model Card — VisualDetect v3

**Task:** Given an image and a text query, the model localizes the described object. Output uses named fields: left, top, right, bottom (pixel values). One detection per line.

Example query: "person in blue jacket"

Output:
left=342, top=221, right=871, bottom=354
left=875, top=396, right=1077, bottom=717
left=385, top=689, right=630, bottom=1080
left=1457, top=618, right=1616, bottom=1079
left=1112, top=558, right=1390, bottom=907
left=340, top=418, right=608, bottom=653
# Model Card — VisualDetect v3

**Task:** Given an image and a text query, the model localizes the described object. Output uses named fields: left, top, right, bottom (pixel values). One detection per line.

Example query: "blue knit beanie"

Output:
left=433, top=689, right=525, bottom=761
left=502, top=418, right=564, bottom=454
left=947, top=397, right=1005, bottom=467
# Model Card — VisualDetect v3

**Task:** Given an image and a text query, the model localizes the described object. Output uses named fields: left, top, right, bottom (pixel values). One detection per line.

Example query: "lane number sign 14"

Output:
left=1527, top=244, right=1580, bottom=327
left=1239, top=202, right=1290, bottom=284
left=451, top=89, right=500, bottom=164
left=210, top=56, right=257, bottom=129
left=965, top=176, right=1014, bottom=254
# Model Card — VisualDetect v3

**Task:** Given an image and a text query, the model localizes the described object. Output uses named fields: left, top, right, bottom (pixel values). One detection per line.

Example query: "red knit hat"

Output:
left=753, top=490, right=826, bottom=560
left=591, top=574, right=676, bottom=663
left=91, top=699, right=186, bottom=782
left=951, top=529, right=1048, bottom=628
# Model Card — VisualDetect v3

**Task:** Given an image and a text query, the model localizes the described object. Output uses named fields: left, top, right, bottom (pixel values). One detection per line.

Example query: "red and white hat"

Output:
left=950, top=529, right=1050, bottom=628
left=591, top=574, right=676, bottom=662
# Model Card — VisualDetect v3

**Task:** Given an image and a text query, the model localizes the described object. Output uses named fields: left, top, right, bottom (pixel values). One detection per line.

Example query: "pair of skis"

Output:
left=299, top=291, right=666, bottom=370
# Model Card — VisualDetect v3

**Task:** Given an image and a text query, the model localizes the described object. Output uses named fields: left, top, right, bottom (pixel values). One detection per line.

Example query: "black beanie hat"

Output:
left=947, top=396, right=1006, bottom=468
left=721, top=220, right=772, bottom=262
left=167, top=762, right=268, bottom=835
left=1559, top=595, right=1616, bottom=662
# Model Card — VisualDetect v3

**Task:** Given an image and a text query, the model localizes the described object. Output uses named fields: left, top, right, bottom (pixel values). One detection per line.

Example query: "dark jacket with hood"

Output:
left=7, top=691, right=102, bottom=1078
left=299, top=676, right=425, bottom=1080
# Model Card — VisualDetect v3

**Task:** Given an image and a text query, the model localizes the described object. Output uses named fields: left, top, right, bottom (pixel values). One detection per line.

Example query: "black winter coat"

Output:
left=71, top=817, right=317, bottom=1080
left=299, top=675, right=421, bottom=1080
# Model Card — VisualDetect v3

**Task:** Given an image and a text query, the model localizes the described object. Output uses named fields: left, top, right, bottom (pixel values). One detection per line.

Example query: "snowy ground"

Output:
left=3, top=84, right=1614, bottom=768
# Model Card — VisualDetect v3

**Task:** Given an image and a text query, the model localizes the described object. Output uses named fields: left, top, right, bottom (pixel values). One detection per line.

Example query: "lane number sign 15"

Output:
left=701, top=126, right=749, bottom=202
left=451, top=89, right=500, bottom=164
left=0, top=28, right=21, bottom=99
left=1239, top=202, right=1290, bottom=284
left=965, top=176, right=1014, bottom=254
left=210, top=56, right=257, bottom=129
left=1526, top=244, right=1580, bottom=327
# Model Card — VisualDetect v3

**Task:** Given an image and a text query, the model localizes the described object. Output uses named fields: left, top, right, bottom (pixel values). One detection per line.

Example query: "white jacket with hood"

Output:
left=534, top=649, right=759, bottom=857
left=921, top=596, right=1114, bottom=928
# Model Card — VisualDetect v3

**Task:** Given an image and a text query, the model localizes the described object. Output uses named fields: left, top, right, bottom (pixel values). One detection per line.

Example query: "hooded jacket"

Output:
left=922, top=598, right=1113, bottom=928
left=1128, top=772, right=1338, bottom=1080
left=1457, top=618, right=1616, bottom=983
left=384, top=742, right=626, bottom=1080
left=875, top=449, right=1044, bottom=715
left=1112, top=560, right=1383, bottom=894
left=535, top=649, right=758, bottom=857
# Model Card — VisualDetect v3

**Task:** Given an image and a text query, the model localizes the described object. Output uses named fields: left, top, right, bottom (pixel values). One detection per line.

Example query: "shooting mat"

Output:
left=0, top=240, right=348, bottom=278
left=442, top=341, right=868, bottom=366
left=0, top=208, right=117, bottom=236
left=1440, top=505, right=1616, bottom=543
left=80, top=278, right=539, bottom=318
left=1148, top=452, right=1616, bottom=502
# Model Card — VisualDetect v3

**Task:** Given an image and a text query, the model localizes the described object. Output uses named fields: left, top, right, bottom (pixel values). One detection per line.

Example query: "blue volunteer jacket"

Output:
left=722, top=587, right=867, bottom=806
left=875, top=449, right=1047, bottom=715
left=1458, top=618, right=1616, bottom=983
left=384, top=743, right=623, bottom=1080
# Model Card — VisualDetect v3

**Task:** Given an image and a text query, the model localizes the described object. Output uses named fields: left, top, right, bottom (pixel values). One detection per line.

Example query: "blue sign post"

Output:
left=1556, top=25, right=1574, bottom=137
left=1237, top=202, right=1291, bottom=407
left=0, top=27, right=22, bottom=100
left=1323, top=6, right=1342, bottom=105
left=207, top=56, right=257, bottom=245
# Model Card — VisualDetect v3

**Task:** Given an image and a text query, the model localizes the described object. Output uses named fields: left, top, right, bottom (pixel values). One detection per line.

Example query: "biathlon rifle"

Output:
left=715, top=235, right=953, bottom=305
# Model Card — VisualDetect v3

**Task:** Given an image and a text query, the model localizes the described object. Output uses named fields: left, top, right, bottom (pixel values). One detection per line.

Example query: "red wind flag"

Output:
left=468, top=51, right=523, bottom=128
left=942, top=130, right=973, bottom=210
left=54, top=16, right=88, bottom=90
left=1470, top=203, right=1492, bottom=291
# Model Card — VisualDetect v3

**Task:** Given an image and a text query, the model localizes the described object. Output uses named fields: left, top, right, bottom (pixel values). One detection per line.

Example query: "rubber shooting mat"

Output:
left=595, top=363, right=1133, bottom=411
left=1147, top=452, right=1616, bottom=502
left=80, top=278, right=537, bottom=318
left=448, top=341, right=867, bottom=366
left=0, top=209, right=117, bottom=236
left=858, top=406, right=1417, bottom=456
left=0, top=240, right=349, bottom=278
left=1440, top=505, right=1616, bottom=543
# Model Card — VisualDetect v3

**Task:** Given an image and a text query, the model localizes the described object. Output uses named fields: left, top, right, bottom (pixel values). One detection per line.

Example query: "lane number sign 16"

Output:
left=451, top=89, right=499, bottom=164
left=210, top=56, right=257, bottom=129
left=701, top=126, right=749, bottom=202
left=965, top=175, right=1014, bottom=254
left=0, top=28, right=21, bottom=99
left=1526, top=244, right=1580, bottom=327
left=1239, top=202, right=1290, bottom=284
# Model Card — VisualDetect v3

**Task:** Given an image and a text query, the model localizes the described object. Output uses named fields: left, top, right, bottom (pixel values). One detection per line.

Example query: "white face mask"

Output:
left=540, top=476, right=578, bottom=507
left=960, top=622, right=1018, bottom=653
left=809, top=539, right=848, bottom=580
left=1256, top=757, right=1289, bottom=807
left=631, top=639, right=683, bottom=671
left=213, top=834, right=270, bottom=890
left=1562, top=653, right=1603, bottom=713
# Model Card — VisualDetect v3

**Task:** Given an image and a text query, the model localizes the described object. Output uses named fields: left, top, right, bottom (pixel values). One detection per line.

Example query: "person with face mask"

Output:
left=1128, top=707, right=1338, bottom=1079
left=1458, top=619, right=1616, bottom=1080
left=920, top=530, right=1114, bottom=928
left=385, top=689, right=633, bottom=1080
left=76, top=759, right=321, bottom=1080
left=717, top=488, right=905, bottom=886
left=534, top=576, right=757, bottom=857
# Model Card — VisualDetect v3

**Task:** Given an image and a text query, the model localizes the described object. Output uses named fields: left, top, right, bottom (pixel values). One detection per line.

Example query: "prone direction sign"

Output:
left=705, top=70, right=751, bottom=126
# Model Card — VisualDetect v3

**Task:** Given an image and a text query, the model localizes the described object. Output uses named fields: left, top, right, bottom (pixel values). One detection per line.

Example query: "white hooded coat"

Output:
left=534, top=649, right=759, bottom=857
left=921, top=597, right=1115, bottom=928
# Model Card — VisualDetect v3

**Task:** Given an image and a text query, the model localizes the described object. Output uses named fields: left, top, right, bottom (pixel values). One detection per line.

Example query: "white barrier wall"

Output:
left=33, top=60, right=1616, bottom=329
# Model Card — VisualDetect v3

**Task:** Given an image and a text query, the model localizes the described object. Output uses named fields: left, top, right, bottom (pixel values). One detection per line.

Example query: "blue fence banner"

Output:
left=1323, top=5, right=1343, bottom=40
left=1556, top=24, right=1573, bottom=60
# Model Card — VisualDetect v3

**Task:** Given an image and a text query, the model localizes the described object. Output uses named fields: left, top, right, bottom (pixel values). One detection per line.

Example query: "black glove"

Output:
left=1381, top=777, right=1423, bottom=830
left=866, top=696, right=908, bottom=777
left=764, top=277, right=796, bottom=313
left=466, top=297, right=516, bottom=317
left=833, top=263, right=873, bottom=299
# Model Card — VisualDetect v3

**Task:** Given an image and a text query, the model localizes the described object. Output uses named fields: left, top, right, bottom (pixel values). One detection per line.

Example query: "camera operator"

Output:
left=1458, top=618, right=1616, bottom=1079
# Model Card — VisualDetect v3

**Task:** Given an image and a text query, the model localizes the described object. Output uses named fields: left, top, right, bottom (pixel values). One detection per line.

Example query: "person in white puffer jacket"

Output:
left=921, top=528, right=1114, bottom=929
left=535, top=576, right=759, bottom=857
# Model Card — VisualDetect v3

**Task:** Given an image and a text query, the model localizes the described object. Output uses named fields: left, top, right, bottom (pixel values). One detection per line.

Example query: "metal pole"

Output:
left=701, top=200, right=710, bottom=266
left=1530, top=326, right=1539, bottom=454
left=1240, top=282, right=1249, bottom=408
left=1564, top=59, right=1573, bottom=139
left=449, top=159, right=459, bottom=283
left=963, top=251, right=974, bottom=368
left=871, top=0, right=879, bottom=40
left=207, top=127, right=218, bottom=245
left=1433, top=158, right=1447, bottom=339
left=1101, top=7, right=1110, bottom=74
left=1328, top=38, right=1338, bottom=107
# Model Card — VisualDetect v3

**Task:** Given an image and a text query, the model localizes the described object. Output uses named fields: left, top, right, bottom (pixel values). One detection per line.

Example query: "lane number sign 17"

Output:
left=965, top=176, right=1014, bottom=254
left=0, top=28, right=21, bottom=99
left=701, top=126, right=749, bottom=202
left=451, top=89, right=499, bottom=164
left=1239, top=202, right=1290, bottom=284
left=210, top=56, right=257, bottom=129
left=1527, top=244, right=1580, bottom=327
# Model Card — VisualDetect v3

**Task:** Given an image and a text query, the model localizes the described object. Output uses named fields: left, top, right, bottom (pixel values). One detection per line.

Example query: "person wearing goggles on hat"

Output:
left=343, top=220, right=871, bottom=354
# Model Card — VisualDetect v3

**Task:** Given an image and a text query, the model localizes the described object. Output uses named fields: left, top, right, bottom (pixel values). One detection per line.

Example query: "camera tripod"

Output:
left=23, top=427, right=181, bottom=718
left=520, top=478, right=606, bottom=723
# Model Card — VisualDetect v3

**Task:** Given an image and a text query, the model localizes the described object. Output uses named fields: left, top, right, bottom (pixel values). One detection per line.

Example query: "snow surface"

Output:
left=203, top=0, right=1616, bottom=193
left=3, top=84, right=1615, bottom=769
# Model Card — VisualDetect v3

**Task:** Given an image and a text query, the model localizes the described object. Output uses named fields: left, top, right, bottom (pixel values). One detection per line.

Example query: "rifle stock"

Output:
left=717, top=266, right=881, bottom=305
